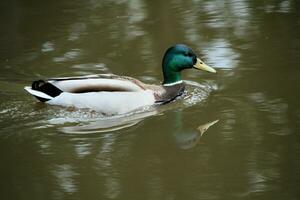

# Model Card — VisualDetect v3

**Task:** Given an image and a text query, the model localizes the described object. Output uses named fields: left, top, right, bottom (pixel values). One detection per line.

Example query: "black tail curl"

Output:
left=31, top=80, right=62, bottom=102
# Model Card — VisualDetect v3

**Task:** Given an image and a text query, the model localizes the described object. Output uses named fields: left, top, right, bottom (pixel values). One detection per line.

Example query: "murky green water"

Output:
left=1, top=0, right=300, bottom=199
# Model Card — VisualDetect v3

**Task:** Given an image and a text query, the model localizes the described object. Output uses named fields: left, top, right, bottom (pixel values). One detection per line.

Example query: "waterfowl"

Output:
left=24, top=44, right=216, bottom=115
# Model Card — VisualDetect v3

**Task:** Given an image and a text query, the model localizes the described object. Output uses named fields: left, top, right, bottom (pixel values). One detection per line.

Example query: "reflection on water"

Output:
left=52, top=164, right=78, bottom=194
left=41, top=41, right=55, bottom=53
left=175, top=119, right=219, bottom=150
left=248, top=92, right=291, bottom=136
left=57, top=110, right=158, bottom=134
left=203, top=39, right=239, bottom=70
left=53, top=49, right=82, bottom=63
left=1, top=0, right=300, bottom=199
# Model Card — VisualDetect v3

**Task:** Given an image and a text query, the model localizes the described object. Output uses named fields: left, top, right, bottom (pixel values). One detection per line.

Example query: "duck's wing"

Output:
left=49, top=74, right=145, bottom=93
left=24, top=74, right=146, bottom=102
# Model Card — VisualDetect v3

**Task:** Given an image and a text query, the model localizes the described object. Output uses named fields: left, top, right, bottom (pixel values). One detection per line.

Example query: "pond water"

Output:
left=1, top=0, right=300, bottom=199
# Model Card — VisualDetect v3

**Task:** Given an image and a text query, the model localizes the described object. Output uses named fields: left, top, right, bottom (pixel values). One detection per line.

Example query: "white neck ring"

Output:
left=163, top=80, right=183, bottom=86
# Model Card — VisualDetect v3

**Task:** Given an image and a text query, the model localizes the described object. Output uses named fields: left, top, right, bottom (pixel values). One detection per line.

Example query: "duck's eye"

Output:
left=184, top=52, right=193, bottom=57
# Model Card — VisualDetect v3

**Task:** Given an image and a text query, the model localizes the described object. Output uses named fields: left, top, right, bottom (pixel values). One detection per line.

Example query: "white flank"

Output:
left=47, top=90, right=156, bottom=115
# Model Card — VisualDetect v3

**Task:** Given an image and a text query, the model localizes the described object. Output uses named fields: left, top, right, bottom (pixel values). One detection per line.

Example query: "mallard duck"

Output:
left=24, top=44, right=216, bottom=115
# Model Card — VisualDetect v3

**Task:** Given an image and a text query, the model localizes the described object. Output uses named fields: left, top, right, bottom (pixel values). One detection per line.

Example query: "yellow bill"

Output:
left=193, top=58, right=216, bottom=73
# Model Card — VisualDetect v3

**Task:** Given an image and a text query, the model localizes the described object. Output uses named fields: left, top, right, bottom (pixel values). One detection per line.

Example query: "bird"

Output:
left=24, top=44, right=216, bottom=115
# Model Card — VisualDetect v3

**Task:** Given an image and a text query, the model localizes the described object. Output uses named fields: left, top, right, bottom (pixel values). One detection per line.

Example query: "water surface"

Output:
left=1, top=0, right=300, bottom=200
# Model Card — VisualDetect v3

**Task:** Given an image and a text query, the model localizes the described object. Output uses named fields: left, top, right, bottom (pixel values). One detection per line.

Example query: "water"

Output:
left=1, top=0, right=300, bottom=199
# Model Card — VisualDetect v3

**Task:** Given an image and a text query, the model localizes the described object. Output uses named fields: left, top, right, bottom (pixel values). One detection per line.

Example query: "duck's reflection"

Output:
left=174, top=119, right=219, bottom=150
left=59, top=109, right=159, bottom=134
left=171, top=110, right=218, bottom=150
left=53, top=107, right=218, bottom=150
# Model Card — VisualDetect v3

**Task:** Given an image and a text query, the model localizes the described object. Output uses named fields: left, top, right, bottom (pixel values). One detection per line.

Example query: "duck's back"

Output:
left=49, top=74, right=146, bottom=92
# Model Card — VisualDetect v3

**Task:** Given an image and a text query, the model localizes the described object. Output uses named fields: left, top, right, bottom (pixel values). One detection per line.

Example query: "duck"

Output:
left=24, top=44, right=216, bottom=115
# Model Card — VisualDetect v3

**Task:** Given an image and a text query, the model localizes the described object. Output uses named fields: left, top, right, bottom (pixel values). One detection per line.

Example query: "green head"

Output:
left=162, top=44, right=216, bottom=85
